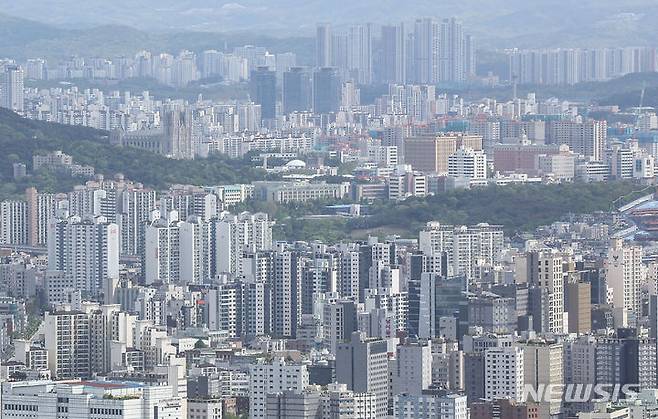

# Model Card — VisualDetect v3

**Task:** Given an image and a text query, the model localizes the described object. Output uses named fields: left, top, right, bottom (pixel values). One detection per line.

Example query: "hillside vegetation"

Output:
left=0, top=109, right=268, bottom=198
left=0, top=110, right=647, bottom=240
left=253, top=182, right=646, bottom=241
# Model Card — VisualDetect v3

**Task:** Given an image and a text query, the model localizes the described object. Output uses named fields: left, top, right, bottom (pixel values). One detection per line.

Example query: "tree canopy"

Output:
left=0, top=108, right=270, bottom=199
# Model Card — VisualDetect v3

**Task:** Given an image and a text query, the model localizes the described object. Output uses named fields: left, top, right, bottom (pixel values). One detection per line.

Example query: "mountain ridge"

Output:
left=0, top=13, right=314, bottom=63
left=0, top=0, right=657, bottom=48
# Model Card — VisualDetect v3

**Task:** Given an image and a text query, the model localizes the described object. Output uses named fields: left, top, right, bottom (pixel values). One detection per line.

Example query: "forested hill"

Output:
left=0, top=109, right=267, bottom=198
left=238, top=181, right=647, bottom=242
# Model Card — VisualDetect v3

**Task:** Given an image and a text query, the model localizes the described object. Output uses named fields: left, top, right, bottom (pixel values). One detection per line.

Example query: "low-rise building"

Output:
left=1, top=379, right=186, bottom=419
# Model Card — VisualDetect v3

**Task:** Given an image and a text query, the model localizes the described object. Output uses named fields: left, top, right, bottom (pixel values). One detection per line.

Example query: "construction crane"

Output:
left=635, top=81, right=646, bottom=130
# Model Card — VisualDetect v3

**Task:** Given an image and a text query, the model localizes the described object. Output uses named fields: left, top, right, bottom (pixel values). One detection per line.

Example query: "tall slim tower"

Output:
left=25, top=187, right=40, bottom=247
left=439, top=18, right=464, bottom=83
left=269, top=251, right=303, bottom=338
left=381, top=23, right=406, bottom=84
left=413, top=18, right=439, bottom=84
left=1, top=65, right=24, bottom=112
left=526, top=250, right=565, bottom=334
left=144, top=211, right=182, bottom=285
left=347, top=24, right=373, bottom=84
left=463, top=34, right=477, bottom=80
left=607, top=238, right=644, bottom=319
left=316, top=23, right=332, bottom=68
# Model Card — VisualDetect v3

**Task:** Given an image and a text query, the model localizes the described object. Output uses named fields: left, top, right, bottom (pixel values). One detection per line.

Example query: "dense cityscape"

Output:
left=2, top=3, right=658, bottom=419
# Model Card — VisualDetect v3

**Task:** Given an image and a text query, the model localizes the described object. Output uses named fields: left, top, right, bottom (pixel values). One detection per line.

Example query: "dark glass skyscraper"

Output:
left=250, top=66, right=277, bottom=120
left=312, top=67, right=340, bottom=114
left=380, top=23, right=406, bottom=84
left=283, top=67, right=311, bottom=114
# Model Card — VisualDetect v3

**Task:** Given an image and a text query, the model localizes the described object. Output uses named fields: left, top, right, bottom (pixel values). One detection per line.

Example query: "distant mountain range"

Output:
left=0, top=13, right=314, bottom=63
left=1, top=0, right=657, bottom=48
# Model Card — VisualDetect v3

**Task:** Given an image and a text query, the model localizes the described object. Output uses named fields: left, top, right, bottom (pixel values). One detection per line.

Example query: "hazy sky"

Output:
left=0, top=0, right=655, bottom=48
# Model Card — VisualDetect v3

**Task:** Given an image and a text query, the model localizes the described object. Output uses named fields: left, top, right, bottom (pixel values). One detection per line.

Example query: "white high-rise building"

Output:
left=240, top=281, right=269, bottom=337
left=522, top=341, right=564, bottom=416
left=633, top=153, right=655, bottom=179
left=44, top=309, right=91, bottom=379
left=249, top=358, right=309, bottom=419
left=367, top=145, right=399, bottom=167
left=607, top=238, right=645, bottom=317
left=526, top=249, right=565, bottom=333
left=469, top=120, right=501, bottom=150
left=347, top=24, right=373, bottom=84
left=418, top=222, right=453, bottom=276
left=25, top=58, right=46, bottom=80
left=509, top=46, right=658, bottom=85
left=44, top=304, right=137, bottom=379
left=1, top=65, right=24, bottom=112
left=413, top=18, right=440, bottom=84
left=143, top=211, right=182, bottom=284
left=439, top=18, right=465, bottom=83
left=301, top=257, right=338, bottom=314
left=173, top=50, right=198, bottom=87
left=341, top=81, right=361, bottom=108
left=206, top=281, right=269, bottom=338
left=47, top=215, right=119, bottom=298
left=201, top=49, right=222, bottom=78
left=321, top=383, right=377, bottom=418
left=215, top=212, right=273, bottom=275
left=393, top=339, right=433, bottom=396
left=118, top=188, right=157, bottom=257
left=321, top=299, right=356, bottom=354
left=484, top=345, right=525, bottom=402
left=221, top=54, right=249, bottom=83
left=68, top=187, right=110, bottom=219
left=179, top=216, right=212, bottom=284
left=547, top=120, right=607, bottom=162
left=448, top=148, right=487, bottom=180
left=419, top=222, right=504, bottom=280
left=207, top=284, right=240, bottom=337
left=270, top=251, right=303, bottom=338
left=26, top=189, right=65, bottom=247
left=0, top=200, right=27, bottom=245
left=338, top=248, right=360, bottom=301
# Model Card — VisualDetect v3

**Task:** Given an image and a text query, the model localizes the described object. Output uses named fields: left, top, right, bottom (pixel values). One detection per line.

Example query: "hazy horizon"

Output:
left=1, top=0, right=657, bottom=48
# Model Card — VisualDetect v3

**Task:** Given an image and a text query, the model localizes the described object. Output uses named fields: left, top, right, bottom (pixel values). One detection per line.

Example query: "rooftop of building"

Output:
left=64, top=380, right=145, bottom=390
